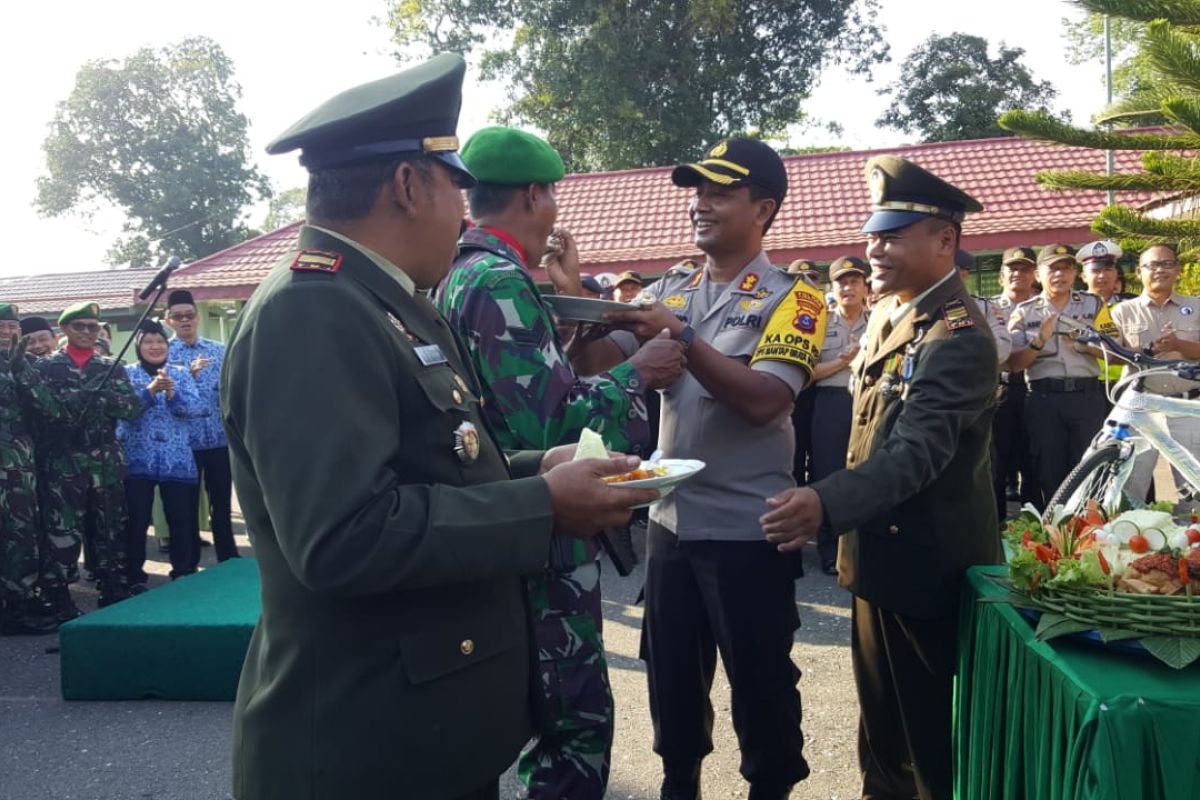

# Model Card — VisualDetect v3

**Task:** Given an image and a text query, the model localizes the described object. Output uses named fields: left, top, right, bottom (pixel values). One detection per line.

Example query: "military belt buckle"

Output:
left=1062, top=378, right=1077, bottom=392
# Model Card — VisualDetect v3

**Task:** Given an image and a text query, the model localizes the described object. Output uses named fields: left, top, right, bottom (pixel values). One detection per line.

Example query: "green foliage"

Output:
left=384, top=0, right=888, bottom=172
left=876, top=33, right=1058, bottom=142
left=1062, top=11, right=1154, bottom=102
left=36, top=36, right=271, bottom=265
left=263, top=187, right=308, bottom=231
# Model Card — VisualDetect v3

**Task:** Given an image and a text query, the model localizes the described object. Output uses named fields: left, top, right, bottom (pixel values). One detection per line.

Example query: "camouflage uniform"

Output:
left=30, top=350, right=141, bottom=599
left=0, top=353, right=53, bottom=620
left=435, top=227, right=651, bottom=799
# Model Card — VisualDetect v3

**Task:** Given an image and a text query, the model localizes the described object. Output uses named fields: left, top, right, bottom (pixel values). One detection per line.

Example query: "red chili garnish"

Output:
left=1191, top=510, right=1198, bottom=524
left=1023, top=530, right=1032, bottom=547
left=1180, top=558, right=1190, bottom=585
left=1097, top=550, right=1111, bottom=576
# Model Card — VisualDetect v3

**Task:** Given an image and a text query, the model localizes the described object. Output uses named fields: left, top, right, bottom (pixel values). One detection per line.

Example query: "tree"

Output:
left=385, top=0, right=888, bottom=172
left=262, top=187, right=307, bottom=231
left=1000, top=0, right=1200, bottom=260
left=1062, top=11, right=1153, bottom=102
left=36, top=36, right=271, bottom=266
left=877, top=33, right=1059, bottom=142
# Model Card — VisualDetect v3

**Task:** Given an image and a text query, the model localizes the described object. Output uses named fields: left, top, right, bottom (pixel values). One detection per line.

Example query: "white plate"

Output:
left=542, top=294, right=642, bottom=322
left=607, top=459, right=706, bottom=507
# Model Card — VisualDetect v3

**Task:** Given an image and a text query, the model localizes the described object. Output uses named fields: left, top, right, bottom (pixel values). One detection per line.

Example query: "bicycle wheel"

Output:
left=1046, top=441, right=1132, bottom=520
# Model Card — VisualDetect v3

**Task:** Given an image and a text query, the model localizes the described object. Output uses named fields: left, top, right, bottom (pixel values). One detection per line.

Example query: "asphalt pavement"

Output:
left=0, top=527, right=861, bottom=800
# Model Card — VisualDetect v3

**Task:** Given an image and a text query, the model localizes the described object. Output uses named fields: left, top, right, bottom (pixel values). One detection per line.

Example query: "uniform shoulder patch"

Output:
left=943, top=299, right=975, bottom=331
left=738, top=273, right=760, bottom=292
left=664, top=259, right=699, bottom=277
left=291, top=249, right=344, bottom=274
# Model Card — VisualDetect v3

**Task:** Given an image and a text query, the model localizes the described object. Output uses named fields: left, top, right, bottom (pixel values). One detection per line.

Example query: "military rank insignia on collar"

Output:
left=291, top=249, right=343, bottom=274
left=739, top=273, right=760, bottom=292
left=687, top=269, right=705, bottom=289
left=943, top=299, right=974, bottom=331
left=755, top=287, right=771, bottom=300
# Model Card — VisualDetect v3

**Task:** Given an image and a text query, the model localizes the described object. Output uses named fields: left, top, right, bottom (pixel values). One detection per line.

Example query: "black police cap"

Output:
left=672, top=138, right=789, bottom=201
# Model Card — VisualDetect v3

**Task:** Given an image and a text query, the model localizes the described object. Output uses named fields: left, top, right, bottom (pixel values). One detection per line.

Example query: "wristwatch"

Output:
left=1029, top=337, right=1044, bottom=351
left=674, top=324, right=696, bottom=351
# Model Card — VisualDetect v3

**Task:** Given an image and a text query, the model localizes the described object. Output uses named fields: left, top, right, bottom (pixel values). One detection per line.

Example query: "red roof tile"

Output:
left=170, top=133, right=1160, bottom=298
left=0, top=267, right=159, bottom=317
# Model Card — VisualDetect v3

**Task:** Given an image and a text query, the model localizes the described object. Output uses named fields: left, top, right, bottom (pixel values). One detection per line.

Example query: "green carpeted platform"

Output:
left=60, top=558, right=261, bottom=701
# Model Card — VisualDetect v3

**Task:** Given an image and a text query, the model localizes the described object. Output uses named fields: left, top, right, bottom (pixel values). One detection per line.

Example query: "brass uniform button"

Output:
left=888, top=525, right=900, bottom=535
left=460, top=639, right=475, bottom=656
left=452, top=389, right=463, bottom=404
left=863, top=375, right=876, bottom=387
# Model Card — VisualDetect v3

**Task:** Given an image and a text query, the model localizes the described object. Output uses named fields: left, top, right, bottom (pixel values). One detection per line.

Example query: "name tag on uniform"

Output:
left=415, top=344, right=448, bottom=366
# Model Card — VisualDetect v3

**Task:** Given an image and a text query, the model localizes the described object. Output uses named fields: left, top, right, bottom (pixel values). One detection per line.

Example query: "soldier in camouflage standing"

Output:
left=0, top=303, right=59, bottom=634
left=31, top=301, right=141, bottom=612
left=434, top=127, right=687, bottom=800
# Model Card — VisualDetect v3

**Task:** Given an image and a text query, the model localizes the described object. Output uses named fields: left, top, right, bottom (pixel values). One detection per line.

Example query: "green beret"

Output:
left=0, top=303, right=18, bottom=322
left=460, top=126, right=565, bottom=185
left=59, top=301, right=103, bottom=326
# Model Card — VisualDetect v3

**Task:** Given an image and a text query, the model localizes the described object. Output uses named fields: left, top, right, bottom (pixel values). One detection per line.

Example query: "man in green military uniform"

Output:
left=0, top=303, right=59, bottom=634
left=225, top=54, right=658, bottom=800
left=434, top=126, right=686, bottom=800
left=762, top=156, right=1002, bottom=800
left=30, top=301, right=140, bottom=614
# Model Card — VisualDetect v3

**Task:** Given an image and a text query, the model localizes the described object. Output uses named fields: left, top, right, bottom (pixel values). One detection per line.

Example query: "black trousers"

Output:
left=640, top=523, right=808, bottom=787
left=790, top=388, right=817, bottom=484
left=124, top=478, right=199, bottom=580
left=1025, top=386, right=1108, bottom=503
left=852, top=596, right=957, bottom=800
left=992, top=373, right=1038, bottom=513
left=193, top=447, right=238, bottom=561
left=810, top=386, right=853, bottom=563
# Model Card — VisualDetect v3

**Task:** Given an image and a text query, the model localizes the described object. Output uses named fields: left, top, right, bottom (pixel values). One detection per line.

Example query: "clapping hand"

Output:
left=190, top=355, right=211, bottom=378
left=5, top=334, right=28, bottom=374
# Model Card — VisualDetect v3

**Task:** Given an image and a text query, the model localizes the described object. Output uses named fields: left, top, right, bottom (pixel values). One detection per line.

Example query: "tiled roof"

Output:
left=45, top=132, right=1166, bottom=303
left=0, top=267, right=158, bottom=316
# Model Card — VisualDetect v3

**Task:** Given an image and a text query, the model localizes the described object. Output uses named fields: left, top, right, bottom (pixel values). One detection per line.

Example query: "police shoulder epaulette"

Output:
left=942, top=298, right=975, bottom=331
left=290, top=249, right=344, bottom=274
left=664, top=259, right=698, bottom=277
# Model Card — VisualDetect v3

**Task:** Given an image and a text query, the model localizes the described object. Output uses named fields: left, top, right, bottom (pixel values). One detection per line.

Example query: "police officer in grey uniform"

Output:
left=992, top=247, right=1039, bottom=509
left=606, top=138, right=828, bottom=800
left=1008, top=244, right=1119, bottom=504
left=806, top=255, right=869, bottom=574
left=956, top=249, right=1012, bottom=363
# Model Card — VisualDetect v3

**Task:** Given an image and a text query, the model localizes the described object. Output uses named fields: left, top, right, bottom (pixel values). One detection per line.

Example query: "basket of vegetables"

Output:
left=996, top=501, right=1200, bottom=668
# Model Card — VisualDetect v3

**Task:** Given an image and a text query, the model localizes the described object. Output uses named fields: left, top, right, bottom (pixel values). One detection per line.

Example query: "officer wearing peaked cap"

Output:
left=763, top=155, right=1001, bottom=800
left=991, top=246, right=1040, bottom=513
left=956, top=249, right=1012, bottom=364
left=222, top=54, right=658, bottom=800
left=1008, top=244, right=1119, bottom=504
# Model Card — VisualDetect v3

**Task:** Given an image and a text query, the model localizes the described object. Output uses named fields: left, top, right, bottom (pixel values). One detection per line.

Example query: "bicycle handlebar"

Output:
left=1071, top=326, right=1200, bottom=381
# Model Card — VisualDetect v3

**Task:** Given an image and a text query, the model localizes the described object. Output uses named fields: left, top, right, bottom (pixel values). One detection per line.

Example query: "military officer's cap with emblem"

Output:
left=672, top=138, right=789, bottom=201
left=1037, top=243, right=1078, bottom=267
left=862, top=155, right=983, bottom=233
left=1077, top=240, right=1123, bottom=267
left=266, top=53, right=475, bottom=186
left=59, top=300, right=103, bottom=326
left=1002, top=246, right=1037, bottom=267
left=829, top=256, right=869, bottom=280
left=786, top=259, right=816, bottom=276
left=0, top=303, right=18, bottom=322
left=460, top=126, right=565, bottom=185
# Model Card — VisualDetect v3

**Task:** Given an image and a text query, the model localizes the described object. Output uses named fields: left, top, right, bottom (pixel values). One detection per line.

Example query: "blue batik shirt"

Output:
left=168, top=337, right=227, bottom=450
left=117, top=363, right=199, bottom=483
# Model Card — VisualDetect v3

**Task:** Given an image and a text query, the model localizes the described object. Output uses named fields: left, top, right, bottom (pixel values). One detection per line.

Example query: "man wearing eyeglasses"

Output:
left=1109, top=244, right=1200, bottom=503
left=166, top=290, right=238, bottom=562
left=30, top=301, right=141, bottom=614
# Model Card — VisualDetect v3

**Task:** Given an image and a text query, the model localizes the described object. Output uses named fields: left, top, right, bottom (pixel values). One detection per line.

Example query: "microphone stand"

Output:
left=69, top=258, right=181, bottom=430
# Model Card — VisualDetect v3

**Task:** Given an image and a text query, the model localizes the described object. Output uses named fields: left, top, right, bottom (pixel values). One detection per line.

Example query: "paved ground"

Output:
left=0, top=523, right=862, bottom=800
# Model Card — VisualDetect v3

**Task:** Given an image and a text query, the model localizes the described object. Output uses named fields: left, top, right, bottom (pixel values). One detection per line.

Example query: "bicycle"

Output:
left=1045, top=322, right=1200, bottom=522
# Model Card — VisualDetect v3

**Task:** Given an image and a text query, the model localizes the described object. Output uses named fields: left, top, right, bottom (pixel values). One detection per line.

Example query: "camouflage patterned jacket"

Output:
left=435, top=227, right=651, bottom=455
left=30, top=351, right=141, bottom=479
left=0, top=360, right=47, bottom=472
left=435, top=227, right=651, bottom=571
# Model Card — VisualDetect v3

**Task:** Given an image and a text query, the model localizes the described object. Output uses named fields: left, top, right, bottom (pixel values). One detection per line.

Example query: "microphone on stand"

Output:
left=138, top=255, right=183, bottom=301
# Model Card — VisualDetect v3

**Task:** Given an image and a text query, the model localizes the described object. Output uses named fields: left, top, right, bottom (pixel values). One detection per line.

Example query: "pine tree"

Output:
left=999, top=0, right=1200, bottom=259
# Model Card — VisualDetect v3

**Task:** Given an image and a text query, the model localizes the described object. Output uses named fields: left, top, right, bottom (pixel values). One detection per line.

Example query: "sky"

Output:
left=4, top=0, right=1112, bottom=279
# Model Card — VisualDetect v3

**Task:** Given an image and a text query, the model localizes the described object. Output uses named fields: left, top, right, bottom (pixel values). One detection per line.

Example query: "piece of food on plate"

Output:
left=574, top=428, right=608, bottom=461
left=604, top=465, right=668, bottom=483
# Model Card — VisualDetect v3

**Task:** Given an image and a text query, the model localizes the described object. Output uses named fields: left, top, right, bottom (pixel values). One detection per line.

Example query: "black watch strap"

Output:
left=675, top=324, right=696, bottom=350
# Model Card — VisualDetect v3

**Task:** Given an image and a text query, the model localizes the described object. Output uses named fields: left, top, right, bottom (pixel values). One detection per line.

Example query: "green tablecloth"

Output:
left=956, top=566, right=1200, bottom=800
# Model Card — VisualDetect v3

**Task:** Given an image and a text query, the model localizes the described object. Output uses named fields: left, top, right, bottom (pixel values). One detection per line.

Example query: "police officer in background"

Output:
left=1078, top=240, right=1136, bottom=401
left=805, top=256, right=869, bottom=575
left=1008, top=244, right=1118, bottom=504
left=992, top=247, right=1039, bottom=510
left=956, top=249, right=1011, bottom=363
left=787, top=259, right=822, bottom=488
left=1110, top=243, right=1200, bottom=503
